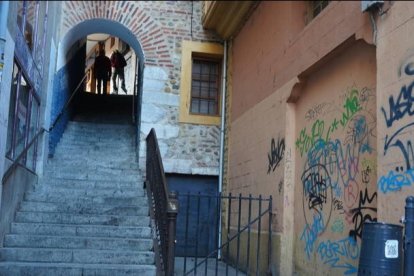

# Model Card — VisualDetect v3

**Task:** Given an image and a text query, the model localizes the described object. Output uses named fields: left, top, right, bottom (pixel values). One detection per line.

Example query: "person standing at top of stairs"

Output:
left=110, top=49, right=127, bottom=94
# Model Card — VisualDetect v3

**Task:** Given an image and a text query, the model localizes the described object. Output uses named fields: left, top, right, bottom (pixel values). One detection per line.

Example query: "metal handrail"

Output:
left=145, top=128, right=178, bottom=276
left=1, top=73, right=87, bottom=184
left=1, top=127, right=45, bottom=184
left=49, top=73, right=88, bottom=131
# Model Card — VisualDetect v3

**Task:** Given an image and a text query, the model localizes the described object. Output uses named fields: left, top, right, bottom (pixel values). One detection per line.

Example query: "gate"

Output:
left=176, top=193, right=272, bottom=276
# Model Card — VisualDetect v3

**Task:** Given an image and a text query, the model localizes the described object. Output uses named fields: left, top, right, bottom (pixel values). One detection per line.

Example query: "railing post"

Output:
left=167, top=191, right=179, bottom=276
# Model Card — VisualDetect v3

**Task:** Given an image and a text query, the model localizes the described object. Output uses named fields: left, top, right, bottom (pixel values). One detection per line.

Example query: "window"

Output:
left=179, top=41, right=223, bottom=125
left=6, top=60, right=40, bottom=171
left=312, top=1, right=330, bottom=18
left=16, top=1, right=49, bottom=73
left=190, top=57, right=220, bottom=115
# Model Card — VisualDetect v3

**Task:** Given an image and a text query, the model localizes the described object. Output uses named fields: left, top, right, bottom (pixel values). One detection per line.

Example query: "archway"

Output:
left=50, top=19, right=145, bottom=156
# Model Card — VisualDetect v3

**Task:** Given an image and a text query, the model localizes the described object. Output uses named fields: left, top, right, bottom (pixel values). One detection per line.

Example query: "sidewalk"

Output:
left=175, top=257, right=246, bottom=276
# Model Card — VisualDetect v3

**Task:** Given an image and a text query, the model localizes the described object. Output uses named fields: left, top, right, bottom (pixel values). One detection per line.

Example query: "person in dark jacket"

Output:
left=94, top=49, right=112, bottom=95
left=110, top=49, right=127, bottom=94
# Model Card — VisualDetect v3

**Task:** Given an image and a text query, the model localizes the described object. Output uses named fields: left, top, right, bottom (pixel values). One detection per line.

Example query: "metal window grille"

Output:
left=190, top=58, right=220, bottom=116
left=312, top=0, right=330, bottom=18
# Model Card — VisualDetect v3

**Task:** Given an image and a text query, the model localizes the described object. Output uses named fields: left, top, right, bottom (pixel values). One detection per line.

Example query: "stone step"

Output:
left=40, top=170, right=140, bottom=182
left=0, top=248, right=154, bottom=265
left=30, top=187, right=145, bottom=200
left=0, top=262, right=156, bottom=276
left=50, top=145, right=137, bottom=154
left=55, top=142, right=135, bottom=154
left=36, top=178, right=142, bottom=190
left=60, top=132, right=134, bottom=139
left=11, top=223, right=151, bottom=239
left=58, top=136, right=134, bottom=144
left=47, top=157, right=139, bottom=168
left=65, top=123, right=134, bottom=132
left=4, top=234, right=153, bottom=251
left=15, top=211, right=150, bottom=227
left=24, top=192, right=145, bottom=205
left=44, top=164, right=140, bottom=176
left=19, top=201, right=148, bottom=216
left=48, top=152, right=137, bottom=161
left=45, top=161, right=140, bottom=171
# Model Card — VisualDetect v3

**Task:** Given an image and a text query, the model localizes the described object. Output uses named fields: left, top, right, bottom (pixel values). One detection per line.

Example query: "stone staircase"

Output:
left=0, top=121, right=156, bottom=275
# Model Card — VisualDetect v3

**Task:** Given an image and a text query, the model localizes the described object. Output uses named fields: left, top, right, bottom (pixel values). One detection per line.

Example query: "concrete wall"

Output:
left=58, top=1, right=222, bottom=176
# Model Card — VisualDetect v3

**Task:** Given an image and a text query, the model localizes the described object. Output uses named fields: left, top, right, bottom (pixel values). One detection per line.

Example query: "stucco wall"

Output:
left=231, top=1, right=372, bottom=121
left=376, top=2, right=414, bottom=223
left=227, top=1, right=379, bottom=275
left=293, top=40, right=376, bottom=275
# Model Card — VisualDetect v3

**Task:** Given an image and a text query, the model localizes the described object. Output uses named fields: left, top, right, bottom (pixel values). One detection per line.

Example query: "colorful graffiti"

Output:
left=297, top=86, right=377, bottom=275
left=317, top=237, right=359, bottom=275
left=379, top=61, right=414, bottom=193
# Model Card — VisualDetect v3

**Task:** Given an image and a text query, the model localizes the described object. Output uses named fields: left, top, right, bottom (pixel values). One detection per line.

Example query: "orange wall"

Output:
left=231, top=1, right=372, bottom=121
left=376, top=2, right=414, bottom=224
left=293, top=40, right=376, bottom=275
left=228, top=1, right=414, bottom=275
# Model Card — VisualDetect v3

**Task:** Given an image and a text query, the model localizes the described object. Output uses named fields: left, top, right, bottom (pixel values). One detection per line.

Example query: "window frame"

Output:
left=179, top=40, right=224, bottom=125
left=190, top=55, right=221, bottom=116
left=6, top=58, right=41, bottom=172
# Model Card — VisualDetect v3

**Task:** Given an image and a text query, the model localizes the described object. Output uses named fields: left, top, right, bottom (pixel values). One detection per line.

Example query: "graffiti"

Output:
left=362, top=159, right=376, bottom=174
left=331, top=218, right=344, bottom=233
left=302, top=165, right=333, bottom=234
left=361, top=165, right=372, bottom=184
left=278, top=180, right=283, bottom=194
left=306, top=138, right=362, bottom=190
left=348, top=188, right=377, bottom=240
left=297, top=85, right=376, bottom=273
left=343, top=181, right=359, bottom=209
left=267, top=137, right=285, bottom=174
left=333, top=198, right=345, bottom=214
left=381, top=80, right=414, bottom=128
left=340, top=89, right=362, bottom=128
left=378, top=168, right=414, bottom=193
left=297, top=87, right=371, bottom=157
left=305, top=103, right=328, bottom=122
left=296, top=120, right=325, bottom=157
left=383, top=122, right=414, bottom=170
left=317, top=237, right=359, bottom=275
left=301, top=213, right=325, bottom=259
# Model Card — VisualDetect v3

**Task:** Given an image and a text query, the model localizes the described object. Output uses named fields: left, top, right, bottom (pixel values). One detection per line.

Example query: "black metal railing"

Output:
left=176, top=193, right=272, bottom=276
left=145, top=128, right=179, bottom=276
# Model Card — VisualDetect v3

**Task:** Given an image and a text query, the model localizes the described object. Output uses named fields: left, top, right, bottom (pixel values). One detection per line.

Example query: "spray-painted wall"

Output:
left=376, top=2, right=414, bottom=224
left=293, top=40, right=377, bottom=275
left=227, top=1, right=378, bottom=275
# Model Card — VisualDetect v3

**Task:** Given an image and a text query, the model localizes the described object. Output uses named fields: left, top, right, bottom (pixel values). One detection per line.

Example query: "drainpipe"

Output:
left=0, top=1, right=9, bottom=84
left=218, top=40, right=228, bottom=258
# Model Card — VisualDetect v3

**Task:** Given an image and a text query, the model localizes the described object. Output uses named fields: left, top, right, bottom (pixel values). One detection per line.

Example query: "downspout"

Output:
left=218, top=40, right=228, bottom=258
left=0, top=1, right=10, bottom=84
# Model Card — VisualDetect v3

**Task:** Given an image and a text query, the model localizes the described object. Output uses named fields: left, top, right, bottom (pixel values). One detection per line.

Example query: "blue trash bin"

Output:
left=358, top=222, right=403, bottom=276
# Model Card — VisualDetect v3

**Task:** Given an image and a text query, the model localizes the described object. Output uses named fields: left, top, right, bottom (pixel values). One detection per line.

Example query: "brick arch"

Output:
left=61, top=1, right=172, bottom=67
